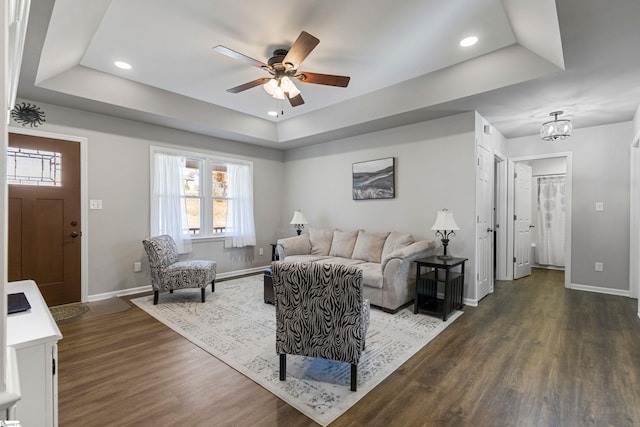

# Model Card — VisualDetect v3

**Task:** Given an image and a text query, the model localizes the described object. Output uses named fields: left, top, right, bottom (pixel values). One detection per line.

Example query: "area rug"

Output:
left=50, top=303, right=89, bottom=322
left=131, top=275, right=462, bottom=426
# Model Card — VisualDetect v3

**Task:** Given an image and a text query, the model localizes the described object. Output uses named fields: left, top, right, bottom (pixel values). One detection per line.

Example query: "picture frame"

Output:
left=352, top=157, right=395, bottom=200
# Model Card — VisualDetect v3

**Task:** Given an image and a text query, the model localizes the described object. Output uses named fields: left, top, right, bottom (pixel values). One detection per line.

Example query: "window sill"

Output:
left=189, top=235, right=230, bottom=243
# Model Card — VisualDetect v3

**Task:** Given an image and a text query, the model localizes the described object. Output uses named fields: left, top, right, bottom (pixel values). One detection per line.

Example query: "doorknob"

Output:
left=529, top=225, right=535, bottom=228
left=70, top=231, right=81, bottom=238
left=487, top=228, right=493, bottom=233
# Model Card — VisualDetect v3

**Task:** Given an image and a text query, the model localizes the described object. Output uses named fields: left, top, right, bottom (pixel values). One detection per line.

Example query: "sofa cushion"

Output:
left=315, top=257, right=365, bottom=267
left=352, top=230, right=390, bottom=263
left=329, top=230, right=359, bottom=258
left=381, top=232, right=415, bottom=260
left=357, top=262, right=384, bottom=289
left=282, top=255, right=329, bottom=263
left=309, top=227, right=334, bottom=256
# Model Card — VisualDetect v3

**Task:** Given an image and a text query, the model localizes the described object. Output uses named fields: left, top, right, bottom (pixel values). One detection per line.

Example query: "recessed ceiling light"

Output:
left=268, top=111, right=278, bottom=117
left=460, top=36, right=478, bottom=47
left=114, top=61, right=132, bottom=70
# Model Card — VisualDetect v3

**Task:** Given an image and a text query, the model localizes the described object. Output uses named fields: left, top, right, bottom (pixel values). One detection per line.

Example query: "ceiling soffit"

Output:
left=33, top=0, right=564, bottom=147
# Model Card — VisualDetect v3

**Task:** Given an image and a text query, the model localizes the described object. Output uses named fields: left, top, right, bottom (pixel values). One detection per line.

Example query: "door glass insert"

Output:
left=7, top=147, right=62, bottom=186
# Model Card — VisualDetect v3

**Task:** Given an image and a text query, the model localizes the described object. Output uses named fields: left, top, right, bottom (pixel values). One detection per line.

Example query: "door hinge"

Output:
left=515, top=172, right=517, bottom=178
left=513, top=257, right=516, bottom=263
left=514, top=214, right=517, bottom=220
left=52, top=358, right=56, bottom=376
left=477, top=158, right=480, bottom=166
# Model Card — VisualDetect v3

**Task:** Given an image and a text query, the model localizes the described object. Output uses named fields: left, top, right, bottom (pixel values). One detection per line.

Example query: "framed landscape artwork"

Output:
left=352, top=157, right=395, bottom=200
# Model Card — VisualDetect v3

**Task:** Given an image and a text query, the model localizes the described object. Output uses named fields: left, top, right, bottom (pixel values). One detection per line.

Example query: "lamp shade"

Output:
left=290, top=210, right=308, bottom=225
left=431, top=209, right=460, bottom=231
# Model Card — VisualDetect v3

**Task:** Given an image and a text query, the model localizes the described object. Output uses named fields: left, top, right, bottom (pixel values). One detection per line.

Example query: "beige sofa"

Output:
left=276, top=228, right=436, bottom=312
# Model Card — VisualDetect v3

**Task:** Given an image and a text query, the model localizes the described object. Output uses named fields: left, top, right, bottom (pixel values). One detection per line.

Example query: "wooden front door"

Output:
left=8, top=133, right=81, bottom=306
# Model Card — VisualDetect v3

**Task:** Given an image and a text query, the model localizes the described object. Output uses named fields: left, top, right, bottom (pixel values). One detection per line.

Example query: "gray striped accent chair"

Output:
left=271, top=261, right=370, bottom=391
left=142, top=235, right=216, bottom=305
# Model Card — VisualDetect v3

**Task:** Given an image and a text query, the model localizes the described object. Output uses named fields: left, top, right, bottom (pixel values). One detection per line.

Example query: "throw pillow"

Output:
left=329, top=230, right=359, bottom=258
left=309, top=227, right=334, bottom=256
left=277, top=234, right=311, bottom=256
left=381, top=232, right=415, bottom=260
left=351, top=230, right=390, bottom=263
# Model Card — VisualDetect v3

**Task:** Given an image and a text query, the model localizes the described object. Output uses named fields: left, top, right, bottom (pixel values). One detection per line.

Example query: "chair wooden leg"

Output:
left=351, top=364, right=357, bottom=391
left=153, top=290, right=159, bottom=305
left=201, top=287, right=206, bottom=303
left=211, top=279, right=215, bottom=293
left=279, top=354, right=286, bottom=381
left=169, top=289, right=174, bottom=293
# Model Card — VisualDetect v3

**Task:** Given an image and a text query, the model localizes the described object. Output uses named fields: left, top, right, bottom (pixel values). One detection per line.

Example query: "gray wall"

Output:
left=507, top=121, right=632, bottom=291
left=12, top=98, right=634, bottom=301
left=283, top=113, right=479, bottom=301
left=11, top=99, right=286, bottom=298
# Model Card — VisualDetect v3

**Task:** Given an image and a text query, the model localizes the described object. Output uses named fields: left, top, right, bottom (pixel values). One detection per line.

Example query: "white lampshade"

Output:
left=290, top=210, right=308, bottom=225
left=431, top=209, right=460, bottom=231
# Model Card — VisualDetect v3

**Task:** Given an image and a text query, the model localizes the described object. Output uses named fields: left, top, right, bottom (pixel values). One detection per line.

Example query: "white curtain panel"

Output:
left=536, top=176, right=565, bottom=267
left=151, top=153, right=192, bottom=253
left=226, top=163, right=256, bottom=247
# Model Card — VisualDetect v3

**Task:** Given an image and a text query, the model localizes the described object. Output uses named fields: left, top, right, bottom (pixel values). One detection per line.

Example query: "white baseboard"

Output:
left=570, top=283, right=631, bottom=297
left=463, top=298, right=478, bottom=307
left=87, top=266, right=267, bottom=302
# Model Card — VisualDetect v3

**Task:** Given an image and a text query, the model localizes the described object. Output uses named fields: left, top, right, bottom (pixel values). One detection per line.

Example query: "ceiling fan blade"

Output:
left=213, top=45, right=270, bottom=70
left=227, top=78, right=271, bottom=93
left=282, top=31, right=319, bottom=69
left=286, top=92, right=305, bottom=107
left=296, top=72, right=350, bottom=87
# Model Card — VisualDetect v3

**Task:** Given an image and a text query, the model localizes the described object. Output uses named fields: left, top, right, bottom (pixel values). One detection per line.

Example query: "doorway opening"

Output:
left=506, top=153, right=572, bottom=289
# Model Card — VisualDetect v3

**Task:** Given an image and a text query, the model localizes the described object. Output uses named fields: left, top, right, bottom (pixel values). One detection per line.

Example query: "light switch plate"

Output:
left=595, top=202, right=604, bottom=211
left=595, top=262, right=604, bottom=272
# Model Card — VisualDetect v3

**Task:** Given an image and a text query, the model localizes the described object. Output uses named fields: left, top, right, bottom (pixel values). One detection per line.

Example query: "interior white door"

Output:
left=476, top=144, right=493, bottom=300
left=514, top=163, right=533, bottom=279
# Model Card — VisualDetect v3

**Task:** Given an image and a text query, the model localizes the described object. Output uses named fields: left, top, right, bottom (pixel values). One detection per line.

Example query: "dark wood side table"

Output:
left=414, top=255, right=467, bottom=321
left=270, top=243, right=279, bottom=261
left=264, top=243, right=279, bottom=304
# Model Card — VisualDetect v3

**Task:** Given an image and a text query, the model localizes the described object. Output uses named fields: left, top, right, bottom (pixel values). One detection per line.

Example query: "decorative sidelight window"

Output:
left=7, top=147, right=62, bottom=186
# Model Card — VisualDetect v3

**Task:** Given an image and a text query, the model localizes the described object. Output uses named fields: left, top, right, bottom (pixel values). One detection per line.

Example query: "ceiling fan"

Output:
left=213, top=31, right=350, bottom=107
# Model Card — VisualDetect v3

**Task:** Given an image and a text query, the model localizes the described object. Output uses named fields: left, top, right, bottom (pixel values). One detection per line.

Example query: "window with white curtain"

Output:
left=150, top=147, right=256, bottom=248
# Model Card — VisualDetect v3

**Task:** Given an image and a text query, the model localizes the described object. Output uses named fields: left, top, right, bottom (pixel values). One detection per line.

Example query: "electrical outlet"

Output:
left=595, top=262, right=604, bottom=272
left=134, top=262, right=142, bottom=272
left=89, top=199, right=103, bottom=210
left=595, top=202, right=604, bottom=212
left=259, top=247, right=264, bottom=256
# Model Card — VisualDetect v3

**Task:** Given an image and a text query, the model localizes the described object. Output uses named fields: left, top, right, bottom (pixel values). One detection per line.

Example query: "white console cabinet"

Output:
left=7, top=280, right=62, bottom=427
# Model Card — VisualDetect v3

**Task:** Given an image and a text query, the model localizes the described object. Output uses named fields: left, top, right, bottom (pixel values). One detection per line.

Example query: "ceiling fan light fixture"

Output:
left=540, top=111, right=572, bottom=141
left=263, top=79, right=279, bottom=96
left=280, top=76, right=300, bottom=97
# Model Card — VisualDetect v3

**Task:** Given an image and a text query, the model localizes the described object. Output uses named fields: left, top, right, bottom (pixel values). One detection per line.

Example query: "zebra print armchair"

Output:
left=142, top=235, right=216, bottom=305
left=271, top=261, right=370, bottom=391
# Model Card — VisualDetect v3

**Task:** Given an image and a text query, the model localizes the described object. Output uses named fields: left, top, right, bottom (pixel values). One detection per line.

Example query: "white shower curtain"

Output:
left=536, top=176, right=565, bottom=267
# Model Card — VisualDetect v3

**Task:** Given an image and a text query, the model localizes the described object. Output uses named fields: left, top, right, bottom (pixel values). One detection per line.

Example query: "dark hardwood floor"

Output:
left=57, top=269, right=640, bottom=426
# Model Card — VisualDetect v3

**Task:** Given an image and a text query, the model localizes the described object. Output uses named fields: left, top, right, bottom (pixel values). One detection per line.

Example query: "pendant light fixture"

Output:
left=540, top=111, right=572, bottom=141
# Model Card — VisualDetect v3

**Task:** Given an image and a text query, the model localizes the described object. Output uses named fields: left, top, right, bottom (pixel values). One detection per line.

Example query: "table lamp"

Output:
left=290, top=210, right=308, bottom=235
left=431, top=209, right=460, bottom=260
